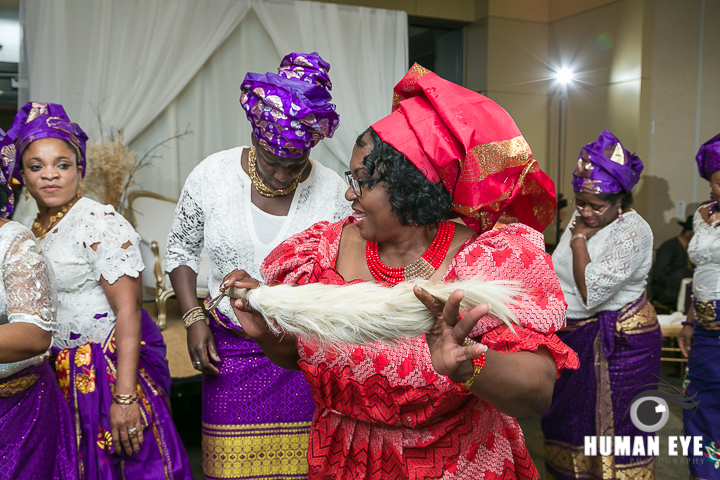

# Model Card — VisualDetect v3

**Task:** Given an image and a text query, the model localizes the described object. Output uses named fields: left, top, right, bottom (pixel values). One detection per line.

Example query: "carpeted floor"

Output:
left=152, top=300, right=695, bottom=479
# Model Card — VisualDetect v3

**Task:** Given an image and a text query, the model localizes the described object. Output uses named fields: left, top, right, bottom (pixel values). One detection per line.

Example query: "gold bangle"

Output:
left=570, top=233, right=587, bottom=245
left=112, top=393, right=138, bottom=405
left=181, top=306, right=203, bottom=322
left=182, top=306, right=206, bottom=330
left=183, top=312, right=205, bottom=330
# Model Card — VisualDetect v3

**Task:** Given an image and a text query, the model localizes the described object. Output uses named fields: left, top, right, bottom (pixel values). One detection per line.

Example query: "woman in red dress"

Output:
left=223, top=65, right=579, bottom=479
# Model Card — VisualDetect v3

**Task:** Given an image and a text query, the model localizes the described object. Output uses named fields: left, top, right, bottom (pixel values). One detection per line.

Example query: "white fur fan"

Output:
left=213, top=279, right=521, bottom=346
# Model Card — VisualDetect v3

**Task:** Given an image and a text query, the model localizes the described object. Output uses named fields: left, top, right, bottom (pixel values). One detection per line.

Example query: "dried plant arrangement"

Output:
left=83, top=116, right=191, bottom=213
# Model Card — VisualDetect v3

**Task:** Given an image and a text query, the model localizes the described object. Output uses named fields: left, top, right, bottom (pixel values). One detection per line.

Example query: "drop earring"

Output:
left=618, top=205, right=624, bottom=221
left=24, top=189, right=29, bottom=201
left=77, top=180, right=83, bottom=197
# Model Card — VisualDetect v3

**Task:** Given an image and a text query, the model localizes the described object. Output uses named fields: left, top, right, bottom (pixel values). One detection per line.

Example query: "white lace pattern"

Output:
left=35, top=197, right=145, bottom=349
left=553, top=210, right=654, bottom=318
left=0, top=221, right=57, bottom=379
left=688, top=207, right=720, bottom=300
left=166, top=146, right=352, bottom=321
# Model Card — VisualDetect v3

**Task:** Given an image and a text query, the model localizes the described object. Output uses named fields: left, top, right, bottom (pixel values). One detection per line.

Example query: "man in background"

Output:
left=650, top=215, right=695, bottom=313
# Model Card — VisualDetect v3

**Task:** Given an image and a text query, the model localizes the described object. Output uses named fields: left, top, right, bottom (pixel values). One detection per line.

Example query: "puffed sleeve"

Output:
left=450, top=224, right=578, bottom=376
left=80, top=206, right=145, bottom=284
left=582, top=216, right=653, bottom=310
left=166, top=167, right=205, bottom=274
left=4, top=229, right=56, bottom=332
left=261, top=220, right=346, bottom=286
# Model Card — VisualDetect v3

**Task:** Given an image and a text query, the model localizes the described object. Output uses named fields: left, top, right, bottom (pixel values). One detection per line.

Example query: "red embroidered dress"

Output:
left=261, top=219, right=579, bottom=480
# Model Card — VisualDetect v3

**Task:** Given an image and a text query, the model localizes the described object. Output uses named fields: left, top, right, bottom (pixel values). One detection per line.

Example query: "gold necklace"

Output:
left=248, top=147, right=301, bottom=197
left=33, top=195, right=81, bottom=239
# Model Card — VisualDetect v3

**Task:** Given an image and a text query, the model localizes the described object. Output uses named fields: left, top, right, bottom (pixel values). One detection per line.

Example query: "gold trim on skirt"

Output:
left=544, top=440, right=655, bottom=480
left=202, top=421, right=310, bottom=478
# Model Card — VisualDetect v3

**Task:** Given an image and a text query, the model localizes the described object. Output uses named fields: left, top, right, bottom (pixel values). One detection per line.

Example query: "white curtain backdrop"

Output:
left=19, top=0, right=408, bottom=200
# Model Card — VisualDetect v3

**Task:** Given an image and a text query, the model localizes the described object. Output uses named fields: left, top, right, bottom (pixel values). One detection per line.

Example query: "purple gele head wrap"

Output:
left=0, top=128, right=16, bottom=218
left=571, top=130, right=644, bottom=194
left=240, top=52, right=340, bottom=157
left=7, top=102, right=88, bottom=185
left=696, top=133, right=720, bottom=181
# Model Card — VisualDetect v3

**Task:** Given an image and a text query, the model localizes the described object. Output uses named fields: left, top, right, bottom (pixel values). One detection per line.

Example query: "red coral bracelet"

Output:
left=450, top=342, right=488, bottom=391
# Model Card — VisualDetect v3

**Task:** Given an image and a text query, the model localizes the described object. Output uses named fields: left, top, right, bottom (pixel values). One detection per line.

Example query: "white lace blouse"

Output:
left=166, top=146, right=352, bottom=322
left=552, top=210, right=654, bottom=319
left=0, top=221, right=57, bottom=379
left=688, top=207, right=720, bottom=301
left=34, top=197, right=145, bottom=349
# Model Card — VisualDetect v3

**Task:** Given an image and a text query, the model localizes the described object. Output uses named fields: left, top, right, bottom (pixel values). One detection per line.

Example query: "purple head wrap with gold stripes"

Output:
left=572, top=130, right=643, bottom=194
left=240, top=52, right=340, bottom=157
left=8, top=102, right=88, bottom=185
left=0, top=128, right=16, bottom=217
left=696, top=133, right=720, bottom=181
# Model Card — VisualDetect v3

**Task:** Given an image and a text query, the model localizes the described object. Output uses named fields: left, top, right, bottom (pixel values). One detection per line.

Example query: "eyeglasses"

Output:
left=344, top=171, right=366, bottom=197
left=572, top=196, right=612, bottom=215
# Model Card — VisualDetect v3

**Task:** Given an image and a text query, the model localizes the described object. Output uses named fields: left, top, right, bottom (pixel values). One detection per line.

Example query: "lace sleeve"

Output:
left=4, top=230, right=56, bottom=332
left=166, top=170, right=205, bottom=274
left=583, top=218, right=653, bottom=309
left=81, top=207, right=145, bottom=285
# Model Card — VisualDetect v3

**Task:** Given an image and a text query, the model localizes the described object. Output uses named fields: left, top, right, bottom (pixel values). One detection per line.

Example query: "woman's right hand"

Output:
left=569, top=215, right=601, bottom=240
left=678, top=325, right=693, bottom=358
left=187, top=320, right=220, bottom=375
left=222, top=270, right=269, bottom=338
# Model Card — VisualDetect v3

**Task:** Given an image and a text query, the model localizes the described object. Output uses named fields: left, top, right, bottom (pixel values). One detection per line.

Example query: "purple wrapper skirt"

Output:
left=542, top=294, right=662, bottom=479
left=202, top=303, right=315, bottom=479
left=0, top=360, right=79, bottom=479
left=54, top=309, right=192, bottom=480
left=683, top=299, right=720, bottom=479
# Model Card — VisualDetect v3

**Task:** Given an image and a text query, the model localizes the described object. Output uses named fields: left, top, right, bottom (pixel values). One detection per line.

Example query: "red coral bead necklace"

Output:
left=366, top=221, right=455, bottom=285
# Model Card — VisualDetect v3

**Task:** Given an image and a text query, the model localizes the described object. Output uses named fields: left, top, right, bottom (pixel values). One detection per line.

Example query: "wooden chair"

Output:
left=657, top=278, right=693, bottom=363
left=127, top=190, right=210, bottom=329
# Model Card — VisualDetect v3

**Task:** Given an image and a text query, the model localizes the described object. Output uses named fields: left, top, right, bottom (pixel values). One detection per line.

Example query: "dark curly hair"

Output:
left=597, top=191, right=634, bottom=210
left=355, top=128, right=453, bottom=226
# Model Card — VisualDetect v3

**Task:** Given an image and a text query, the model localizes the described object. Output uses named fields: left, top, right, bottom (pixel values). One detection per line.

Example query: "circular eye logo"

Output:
left=630, top=396, right=669, bottom=432
left=622, top=380, right=701, bottom=436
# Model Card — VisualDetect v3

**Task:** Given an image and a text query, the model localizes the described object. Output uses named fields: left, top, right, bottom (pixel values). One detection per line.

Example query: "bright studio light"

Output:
left=555, top=68, right=575, bottom=85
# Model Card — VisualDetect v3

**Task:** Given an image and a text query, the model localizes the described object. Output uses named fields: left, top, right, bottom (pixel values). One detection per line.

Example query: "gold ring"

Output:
left=127, top=427, right=138, bottom=438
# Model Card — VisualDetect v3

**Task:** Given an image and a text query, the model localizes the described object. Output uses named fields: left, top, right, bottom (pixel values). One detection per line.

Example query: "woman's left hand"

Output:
left=110, top=402, right=144, bottom=456
left=414, top=286, right=489, bottom=381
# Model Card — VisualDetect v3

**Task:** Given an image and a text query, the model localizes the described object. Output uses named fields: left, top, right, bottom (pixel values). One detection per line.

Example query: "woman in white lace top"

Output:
left=676, top=133, right=720, bottom=478
left=166, top=52, right=350, bottom=479
left=9, top=102, right=192, bottom=480
left=0, top=127, right=78, bottom=479
left=542, top=131, right=661, bottom=480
